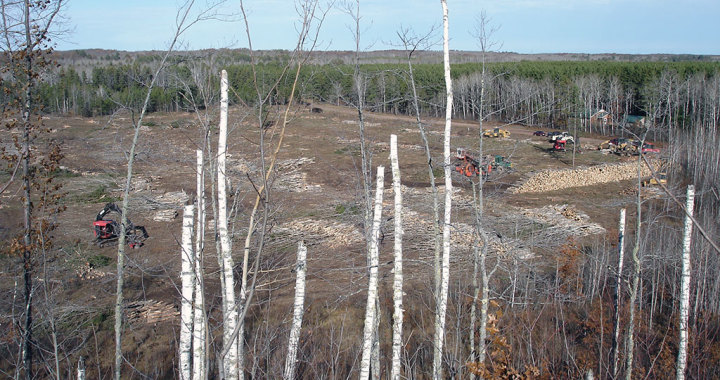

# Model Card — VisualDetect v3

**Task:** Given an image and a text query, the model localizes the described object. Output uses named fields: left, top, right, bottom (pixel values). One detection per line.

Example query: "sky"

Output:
left=55, top=0, right=720, bottom=55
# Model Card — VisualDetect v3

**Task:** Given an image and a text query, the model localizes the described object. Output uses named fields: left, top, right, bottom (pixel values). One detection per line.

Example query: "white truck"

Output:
left=548, top=131, right=574, bottom=144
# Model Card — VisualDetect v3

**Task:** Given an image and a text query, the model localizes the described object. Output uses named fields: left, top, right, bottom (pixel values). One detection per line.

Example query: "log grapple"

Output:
left=92, top=203, right=149, bottom=248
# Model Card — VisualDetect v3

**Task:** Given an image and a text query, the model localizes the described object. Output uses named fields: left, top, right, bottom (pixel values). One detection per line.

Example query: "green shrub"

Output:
left=51, top=167, right=80, bottom=178
left=88, top=255, right=111, bottom=268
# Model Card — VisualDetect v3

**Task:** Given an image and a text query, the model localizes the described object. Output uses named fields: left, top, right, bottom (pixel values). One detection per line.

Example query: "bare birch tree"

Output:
left=179, top=205, right=195, bottom=380
left=360, top=166, right=385, bottom=379
left=611, top=208, right=626, bottom=377
left=395, top=26, right=442, bottom=299
left=110, top=3, right=227, bottom=378
left=433, top=1, right=453, bottom=378
left=76, top=357, right=85, bottom=380
left=390, top=135, right=404, bottom=380
left=216, top=69, right=239, bottom=380
left=193, top=150, right=207, bottom=380
left=222, top=3, right=330, bottom=379
left=676, top=185, right=695, bottom=380
left=284, top=241, right=308, bottom=380
left=468, top=13, right=500, bottom=377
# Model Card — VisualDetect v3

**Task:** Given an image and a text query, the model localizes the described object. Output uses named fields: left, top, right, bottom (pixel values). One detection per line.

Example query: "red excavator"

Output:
left=454, top=148, right=492, bottom=177
left=551, top=139, right=567, bottom=152
left=93, top=203, right=149, bottom=248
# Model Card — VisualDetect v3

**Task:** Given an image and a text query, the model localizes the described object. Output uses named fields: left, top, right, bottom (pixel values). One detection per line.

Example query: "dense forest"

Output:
left=35, top=55, right=720, bottom=142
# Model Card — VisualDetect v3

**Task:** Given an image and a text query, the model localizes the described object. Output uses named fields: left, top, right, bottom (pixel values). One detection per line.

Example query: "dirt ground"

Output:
left=0, top=103, right=655, bottom=376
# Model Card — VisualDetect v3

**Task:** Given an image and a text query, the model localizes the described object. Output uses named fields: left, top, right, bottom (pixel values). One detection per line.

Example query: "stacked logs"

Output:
left=126, top=300, right=178, bottom=325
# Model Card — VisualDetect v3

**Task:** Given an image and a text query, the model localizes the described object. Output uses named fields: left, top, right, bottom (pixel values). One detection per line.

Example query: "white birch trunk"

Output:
left=193, top=149, right=207, bottom=380
left=390, top=135, right=404, bottom=380
left=624, top=152, right=644, bottom=380
left=284, top=241, right=308, bottom=380
left=371, top=320, right=380, bottom=380
left=611, top=208, right=626, bottom=377
left=676, top=185, right=695, bottom=380
left=433, top=1, right=453, bottom=378
left=179, top=204, right=195, bottom=380
left=76, top=357, right=85, bottom=380
left=217, top=69, right=238, bottom=380
left=359, top=166, right=385, bottom=380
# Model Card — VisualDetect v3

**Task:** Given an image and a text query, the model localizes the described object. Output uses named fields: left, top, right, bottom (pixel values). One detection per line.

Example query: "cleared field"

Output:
left=0, top=103, right=654, bottom=376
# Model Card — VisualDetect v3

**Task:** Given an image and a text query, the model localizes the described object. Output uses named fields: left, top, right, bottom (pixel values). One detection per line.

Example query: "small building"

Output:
left=625, top=115, right=646, bottom=126
left=579, top=109, right=611, bottom=126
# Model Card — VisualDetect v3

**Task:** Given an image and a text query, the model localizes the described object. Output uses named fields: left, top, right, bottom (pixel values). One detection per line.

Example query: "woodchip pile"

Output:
left=509, top=161, right=656, bottom=194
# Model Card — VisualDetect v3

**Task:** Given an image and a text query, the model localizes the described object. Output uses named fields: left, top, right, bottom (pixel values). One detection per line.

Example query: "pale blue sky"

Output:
left=56, top=0, right=720, bottom=55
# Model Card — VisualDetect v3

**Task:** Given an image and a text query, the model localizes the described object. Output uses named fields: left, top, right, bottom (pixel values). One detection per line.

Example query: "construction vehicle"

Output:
left=599, top=137, right=628, bottom=150
left=610, top=139, right=635, bottom=155
left=551, top=139, right=567, bottom=152
left=642, top=172, right=667, bottom=187
left=455, top=148, right=492, bottom=177
left=634, top=141, right=660, bottom=154
left=548, top=131, right=574, bottom=144
left=93, top=203, right=149, bottom=248
left=491, top=155, right=513, bottom=170
left=482, top=128, right=510, bottom=138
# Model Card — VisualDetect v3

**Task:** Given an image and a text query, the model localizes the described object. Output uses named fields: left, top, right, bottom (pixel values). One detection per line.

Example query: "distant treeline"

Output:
left=32, top=59, right=720, bottom=137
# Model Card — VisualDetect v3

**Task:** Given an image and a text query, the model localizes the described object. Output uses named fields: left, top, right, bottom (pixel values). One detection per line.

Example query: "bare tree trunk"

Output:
left=193, top=150, right=207, bottom=380
left=112, top=5, right=201, bottom=378
left=624, top=150, right=645, bottom=380
left=217, top=69, right=239, bottom=380
left=433, top=2, right=453, bottom=378
left=372, top=303, right=380, bottom=380
left=284, top=241, right=307, bottom=380
left=76, top=357, right=85, bottom=380
left=360, top=166, right=385, bottom=380
left=470, top=180, right=493, bottom=379
left=390, top=135, right=404, bottom=380
left=21, top=3, right=33, bottom=378
left=468, top=15, right=498, bottom=376
left=676, top=185, right=695, bottom=380
left=179, top=205, right=195, bottom=380
left=233, top=5, right=328, bottom=376
left=611, top=208, right=627, bottom=377
left=398, top=29, right=442, bottom=299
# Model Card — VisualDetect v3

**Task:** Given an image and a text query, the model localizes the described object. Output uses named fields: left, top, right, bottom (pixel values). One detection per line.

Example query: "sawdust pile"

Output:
left=509, top=161, right=655, bottom=194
